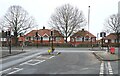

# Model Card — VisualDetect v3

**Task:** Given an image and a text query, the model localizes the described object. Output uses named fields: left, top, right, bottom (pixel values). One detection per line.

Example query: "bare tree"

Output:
left=104, top=14, right=120, bottom=33
left=0, top=5, right=36, bottom=45
left=49, top=4, right=86, bottom=43
left=104, top=14, right=120, bottom=47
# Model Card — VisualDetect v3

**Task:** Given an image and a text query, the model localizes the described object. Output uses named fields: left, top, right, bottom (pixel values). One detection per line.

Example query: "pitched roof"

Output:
left=25, top=29, right=64, bottom=37
left=71, top=29, right=96, bottom=38
left=104, top=33, right=120, bottom=40
left=25, top=30, right=37, bottom=37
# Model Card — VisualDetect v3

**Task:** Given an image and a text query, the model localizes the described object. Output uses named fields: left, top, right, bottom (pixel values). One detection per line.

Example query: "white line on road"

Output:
left=20, top=59, right=45, bottom=66
left=20, top=55, right=55, bottom=66
left=99, top=61, right=104, bottom=75
left=108, top=62, right=113, bottom=74
left=0, top=68, right=11, bottom=74
left=8, top=68, right=23, bottom=74
left=36, top=55, right=42, bottom=58
left=25, top=60, right=45, bottom=65
left=19, top=59, right=32, bottom=65
left=49, top=56, right=55, bottom=59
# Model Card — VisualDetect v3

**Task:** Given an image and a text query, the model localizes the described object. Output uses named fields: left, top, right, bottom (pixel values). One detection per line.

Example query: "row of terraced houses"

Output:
left=1, top=26, right=120, bottom=47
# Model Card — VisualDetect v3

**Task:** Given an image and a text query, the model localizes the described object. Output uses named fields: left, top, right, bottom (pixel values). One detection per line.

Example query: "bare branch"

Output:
left=49, top=4, right=86, bottom=42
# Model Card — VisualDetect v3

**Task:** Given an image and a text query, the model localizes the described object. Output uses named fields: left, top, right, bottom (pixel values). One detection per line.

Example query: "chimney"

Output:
left=82, top=29, right=84, bottom=31
left=43, top=26, right=45, bottom=29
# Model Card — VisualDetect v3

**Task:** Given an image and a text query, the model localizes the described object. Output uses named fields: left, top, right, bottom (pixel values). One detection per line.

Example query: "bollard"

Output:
left=110, top=47, right=115, bottom=54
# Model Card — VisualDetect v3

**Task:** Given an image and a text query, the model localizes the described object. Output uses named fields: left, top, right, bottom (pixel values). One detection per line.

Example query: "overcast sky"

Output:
left=0, top=0, right=119, bottom=37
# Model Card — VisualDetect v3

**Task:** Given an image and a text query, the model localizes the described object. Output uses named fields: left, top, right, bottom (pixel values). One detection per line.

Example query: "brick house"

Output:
left=1, top=30, right=16, bottom=46
left=23, top=27, right=64, bottom=45
left=103, top=33, right=120, bottom=46
left=70, top=29, right=96, bottom=46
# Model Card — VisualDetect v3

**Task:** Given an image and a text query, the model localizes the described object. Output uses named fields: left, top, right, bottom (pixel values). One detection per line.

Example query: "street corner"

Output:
left=92, top=52, right=103, bottom=61
left=93, top=52, right=120, bottom=61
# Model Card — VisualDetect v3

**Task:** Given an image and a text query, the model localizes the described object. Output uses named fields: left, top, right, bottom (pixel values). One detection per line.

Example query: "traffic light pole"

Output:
left=51, top=31, right=54, bottom=53
left=37, top=36, right=38, bottom=48
left=9, top=35, right=11, bottom=54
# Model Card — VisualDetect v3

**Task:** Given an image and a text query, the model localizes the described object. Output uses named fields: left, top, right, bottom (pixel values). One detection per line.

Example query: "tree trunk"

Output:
left=65, top=37, right=68, bottom=43
left=15, top=36, right=18, bottom=46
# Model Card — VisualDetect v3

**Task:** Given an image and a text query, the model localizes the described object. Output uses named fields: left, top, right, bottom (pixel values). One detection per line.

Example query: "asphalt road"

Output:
left=0, top=48, right=119, bottom=75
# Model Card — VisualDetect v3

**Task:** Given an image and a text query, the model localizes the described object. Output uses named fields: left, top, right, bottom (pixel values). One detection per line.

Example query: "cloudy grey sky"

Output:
left=0, top=0, right=119, bottom=37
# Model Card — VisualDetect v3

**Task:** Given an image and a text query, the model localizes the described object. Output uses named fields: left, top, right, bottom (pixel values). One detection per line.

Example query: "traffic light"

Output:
left=14, top=31, right=17, bottom=37
left=5, top=31, right=7, bottom=37
left=20, top=33, right=22, bottom=37
left=8, top=31, right=11, bottom=36
left=2, top=30, right=4, bottom=37
left=36, top=32, right=38, bottom=37
left=51, top=31, right=53, bottom=36
left=100, top=32, right=106, bottom=37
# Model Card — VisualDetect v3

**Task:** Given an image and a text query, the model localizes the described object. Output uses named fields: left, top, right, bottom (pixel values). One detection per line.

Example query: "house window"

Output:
left=31, top=37, right=33, bottom=40
left=0, top=38, right=6, bottom=41
left=71, top=38, right=74, bottom=42
left=111, top=39, right=114, bottom=43
left=56, top=37, right=61, bottom=41
left=85, top=38, right=89, bottom=41
left=76, top=37, right=82, bottom=41
left=33, top=37, right=41, bottom=40
left=26, top=37, right=31, bottom=41
left=43, top=37, right=49, bottom=40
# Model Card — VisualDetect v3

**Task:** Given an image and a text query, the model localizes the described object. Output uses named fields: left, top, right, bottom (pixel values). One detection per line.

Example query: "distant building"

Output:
left=1, top=30, right=15, bottom=46
left=70, top=29, right=96, bottom=46
left=22, top=27, right=64, bottom=45
left=103, top=33, right=120, bottom=46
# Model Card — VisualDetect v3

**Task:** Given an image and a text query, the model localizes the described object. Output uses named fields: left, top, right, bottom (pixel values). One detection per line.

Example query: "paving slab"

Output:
left=93, top=51, right=120, bottom=61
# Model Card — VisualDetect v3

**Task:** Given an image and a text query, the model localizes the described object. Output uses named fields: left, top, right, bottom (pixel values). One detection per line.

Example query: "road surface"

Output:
left=0, top=48, right=119, bottom=76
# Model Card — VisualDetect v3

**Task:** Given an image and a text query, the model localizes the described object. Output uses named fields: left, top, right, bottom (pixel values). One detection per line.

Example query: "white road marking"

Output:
left=99, top=61, right=104, bottom=75
left=49, top=56, right=55, bottom=59
left=20, top=55, right=55, bottom=66
left=36, top=55, right=42, bottom=58
left=20, top=59, right=45, bottom=66
left=19, top=59, right=32, bottom=65
left=108, top=62, right=113, bottom=74
left=0, top=68, right=11, bottom=74
left=25, top=60, right=45, bottom=65
left=8, top=68, right=23, bottom=74
left=39, top=56, right=50, bottom=59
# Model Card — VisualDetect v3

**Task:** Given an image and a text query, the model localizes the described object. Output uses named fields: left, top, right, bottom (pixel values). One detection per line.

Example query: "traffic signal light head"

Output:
left=51, top=31, right=53, bottom=36
left=8, top=31, right=11, bottom=36
left=36, top=32, right=38, bottom=37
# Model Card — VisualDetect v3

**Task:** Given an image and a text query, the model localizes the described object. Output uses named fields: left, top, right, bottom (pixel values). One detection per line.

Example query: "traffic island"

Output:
left=41, top=52, right=61, bottom=56
left=93, top=52, right=120, bottom=61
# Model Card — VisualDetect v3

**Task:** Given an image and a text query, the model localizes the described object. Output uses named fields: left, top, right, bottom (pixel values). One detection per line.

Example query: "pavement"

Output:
left=0, top=46, right=40, bottom=58
left=93, top=51, right=120, bottom=61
